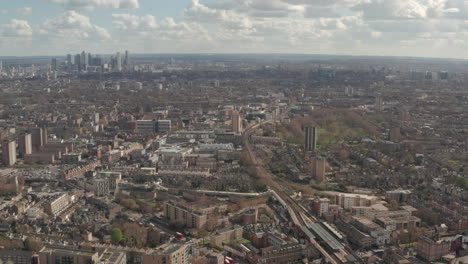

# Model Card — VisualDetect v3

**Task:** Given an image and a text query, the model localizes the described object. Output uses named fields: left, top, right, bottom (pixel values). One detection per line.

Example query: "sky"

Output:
left=1, top=0, right=468, bottom=58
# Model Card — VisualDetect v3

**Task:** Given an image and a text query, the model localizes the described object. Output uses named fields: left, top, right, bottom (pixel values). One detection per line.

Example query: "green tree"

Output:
left=455, top=177, right=468, bottom=190
left=111, top=228, right=123, bottom=243
left=24, top=237, right=33, bottom=250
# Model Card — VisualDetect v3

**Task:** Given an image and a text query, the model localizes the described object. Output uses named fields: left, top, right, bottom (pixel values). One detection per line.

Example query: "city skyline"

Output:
left=2, top=0, right=468, bottom=58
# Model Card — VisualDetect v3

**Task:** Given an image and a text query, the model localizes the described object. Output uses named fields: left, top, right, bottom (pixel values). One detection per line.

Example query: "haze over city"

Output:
left=2, top=0, right=468, bottom=58
left=0, top=1, right=468, bottom=264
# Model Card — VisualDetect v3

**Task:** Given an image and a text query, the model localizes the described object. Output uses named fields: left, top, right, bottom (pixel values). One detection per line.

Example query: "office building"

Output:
left=66, top=54, right=73, bottom=65
left=124, top=50, right=129, bottom=66
left=80, top=51, right=88, bottom=71
left=2, top=139, right=16, bottom=166
left=18, top=132, right=32, bottom=157
left=116, top=52, right=122, bottom=72
left=51, top=58, right=58, bottom=72
left=74, top=54, right=81, bottom=71
left=304, top=126, right=317, bottom=152
left=231, top=111, right=242, bottom=133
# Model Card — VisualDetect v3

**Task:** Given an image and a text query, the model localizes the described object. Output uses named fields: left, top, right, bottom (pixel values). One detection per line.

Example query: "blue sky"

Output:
left=1, top=0, right=468, bottom=58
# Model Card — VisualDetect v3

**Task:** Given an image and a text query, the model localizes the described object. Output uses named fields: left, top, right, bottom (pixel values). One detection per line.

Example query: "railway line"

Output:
left=242, top=113, right=362, bottom=264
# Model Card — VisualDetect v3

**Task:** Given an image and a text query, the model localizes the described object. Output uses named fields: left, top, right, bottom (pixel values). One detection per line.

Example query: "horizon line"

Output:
left=0, top=53, right=467, bottom=62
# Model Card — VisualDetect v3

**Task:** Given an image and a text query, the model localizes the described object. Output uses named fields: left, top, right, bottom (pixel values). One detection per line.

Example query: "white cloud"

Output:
left=353, top=0, right=428, bottom=20
left=16, top=7, right=33, bottom=16
left=112, top=14, right=157, bottom=30
left=283, top=0, right=366, bottom=8
left=205, top=0, right=305, bottom=17
left=184, top=0, right=254, bottom=30
left=2, top=19, right=33, bottom=37
left=46, top=0, right=139, bottom=10
left=40, top=11, right=111, bottom=40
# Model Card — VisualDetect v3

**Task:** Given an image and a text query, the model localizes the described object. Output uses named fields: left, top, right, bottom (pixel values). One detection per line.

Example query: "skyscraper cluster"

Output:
left=52, top=50, right=130, bottom=73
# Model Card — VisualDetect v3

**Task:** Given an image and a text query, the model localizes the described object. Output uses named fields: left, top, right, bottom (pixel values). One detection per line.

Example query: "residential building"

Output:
left=18, top=132, right=32, bottom=158
left=231, top=111, right=242, bottom=133
left=210, top=225, right=243, bottom=248
left=304, top=126, right=317, bottom=152
left=164, top=201, right=208, bottom=230
left=157, top=120, right=172, bottom=134
left=44, top=193, right=71, bottom=215
left=2, top=139, right=16, bottom=166
left=417, top=236, right=451, bottom=261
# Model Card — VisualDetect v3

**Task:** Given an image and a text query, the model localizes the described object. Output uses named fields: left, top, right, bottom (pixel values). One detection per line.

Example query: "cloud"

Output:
left=40, top=11, right=111, bottom=40
left=46, top=0, right=139, bottom=10
left=205, top=0, right=305, bottom=17
left=283, top=0, right=366, bottom=8
left=353, top=0, right=428, bottom=20
left=184, top=0, right=254, bottom=30
left=2, top=19, right=33, bottom=37
left=16, top=7, right=33, bottom=16
left=111, top=13, right=209, bottom=41
left=112, top=14, right=157, bottom=30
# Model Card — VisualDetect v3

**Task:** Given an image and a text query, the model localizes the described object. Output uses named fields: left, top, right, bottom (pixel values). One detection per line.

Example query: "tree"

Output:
left=455, top=177, right=468, bottom=190
left=120, top=199, right=138, bottom=210
left=24, top=237, right=33, bottom=251
left=389, top=200, right=399, bottom=210
left=111, top=228, right=123, bottom=243
left=120, top=222, right=148, bottom=247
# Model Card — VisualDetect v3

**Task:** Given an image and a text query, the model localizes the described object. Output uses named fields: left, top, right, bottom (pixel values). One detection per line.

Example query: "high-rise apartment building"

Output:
left=231, top=111, right=242, bottom=133
left=304, top=126, right=317, bottom=152
left=2, top=140, right=16, bottom=166
left=31, top=127, right=44, bottom=151
left=313, top=156, right=327, bottom=182
left=18, top=132, right=32, bottom=158
left=375, top=96, right=383, bottom=112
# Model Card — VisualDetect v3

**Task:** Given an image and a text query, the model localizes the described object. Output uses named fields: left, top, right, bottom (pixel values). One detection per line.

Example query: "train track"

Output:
left=242, top=114, right=361, bottom=264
